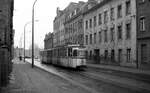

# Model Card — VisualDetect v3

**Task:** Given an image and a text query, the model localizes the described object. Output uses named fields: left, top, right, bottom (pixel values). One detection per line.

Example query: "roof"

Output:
left=83, top=0, right=112, bottom=15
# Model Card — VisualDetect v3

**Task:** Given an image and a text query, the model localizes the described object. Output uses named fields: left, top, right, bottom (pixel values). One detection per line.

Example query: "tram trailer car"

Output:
left=40, top=44, right=86, bottom=68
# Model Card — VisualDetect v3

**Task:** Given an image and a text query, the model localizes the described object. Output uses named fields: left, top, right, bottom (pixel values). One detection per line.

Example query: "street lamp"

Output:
left=32, top=0, right=38, bottom=68
left=24, top=20, right=38, bottom=62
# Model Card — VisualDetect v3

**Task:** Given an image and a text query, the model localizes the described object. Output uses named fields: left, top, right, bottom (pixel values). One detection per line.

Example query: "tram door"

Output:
left=141, top=44, right=147, bottom=63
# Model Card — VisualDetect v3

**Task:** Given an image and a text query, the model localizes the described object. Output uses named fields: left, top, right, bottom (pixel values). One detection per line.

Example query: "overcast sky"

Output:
left=13, top=0, right=87, bottom=49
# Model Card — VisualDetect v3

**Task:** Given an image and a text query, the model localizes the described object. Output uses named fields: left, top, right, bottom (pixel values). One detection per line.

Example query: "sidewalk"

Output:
left=87, top=63, right=150, bottom=76
left=0, top=59, right=89, bottom=93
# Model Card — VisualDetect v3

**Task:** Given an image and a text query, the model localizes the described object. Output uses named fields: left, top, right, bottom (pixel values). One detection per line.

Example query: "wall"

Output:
left=137, top=0, right=150, bottom=68
left=83, top=0, right=137, bottom=67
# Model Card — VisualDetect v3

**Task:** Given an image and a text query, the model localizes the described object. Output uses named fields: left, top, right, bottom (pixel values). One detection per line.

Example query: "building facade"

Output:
left=44, top=32, right=53, bottom=49
left=53, top=1, right=89, bottom=47
left=136, top=0, right=150, bottom=68
left=53, top=7, right=66, bottom=47
left=64, top=1, right=85, bottom=45
left=83, top=0, right=137, bottom=67
left=51, top=0, right=150, bottom=68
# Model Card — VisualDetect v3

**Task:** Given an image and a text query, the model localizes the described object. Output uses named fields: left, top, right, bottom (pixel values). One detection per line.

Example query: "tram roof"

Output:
left=40, top=44, right=85, bottom=52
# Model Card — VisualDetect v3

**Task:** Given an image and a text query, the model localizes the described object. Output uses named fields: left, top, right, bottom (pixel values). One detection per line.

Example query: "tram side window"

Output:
left=60, top=48, right=65, bottom=57
left=50, top=50, right=52, bottom=57
left=73, top=50, right=77, bottom=57
left=63, top=48, right=67, bottom=57
left=68, top=48, right=72, bottom=57
left=59, top=49, right=62, bottom=57
left=54, top=49, right=57, bottom=57
left=48, top=50, right=50, bottom=57
left=64, top=48, right=66, bottom=57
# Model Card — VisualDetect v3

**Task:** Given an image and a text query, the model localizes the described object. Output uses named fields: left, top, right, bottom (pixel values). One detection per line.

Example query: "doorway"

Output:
left=94, top=49, right=100, bottom=63
left=141, top=44, right=147, bottom=63
left=118, top=49, right=122, bottom=63
left=111, top=49, right=115, bottom=62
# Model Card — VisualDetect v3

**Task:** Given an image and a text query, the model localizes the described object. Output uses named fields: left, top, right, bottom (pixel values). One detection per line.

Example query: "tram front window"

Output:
left=78, top=50, right=85, bottom=58
left=73, top=50, right=77, bottom=57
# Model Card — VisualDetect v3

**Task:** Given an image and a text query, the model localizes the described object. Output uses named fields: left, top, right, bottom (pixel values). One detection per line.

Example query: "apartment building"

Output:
left=83, top=0, right=137, bottom=67
left=53, top=1, right=87, bottom=47
left=64, top=1, right=85, bottom=45
left=53, top=7, right=65, bottom=47
left=136, top=0, right=150, bottom=68
left=51, top=0, right=150, bottom=68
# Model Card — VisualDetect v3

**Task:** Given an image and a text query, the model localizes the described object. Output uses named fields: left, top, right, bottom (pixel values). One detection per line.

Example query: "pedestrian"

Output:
left=19, top=56, right=22, bottom=61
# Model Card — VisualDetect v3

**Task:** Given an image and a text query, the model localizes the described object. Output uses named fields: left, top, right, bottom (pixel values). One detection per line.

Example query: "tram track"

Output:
left=26, top=59, right=150, bottom=93
left=86, top=67, right=150, bottom=84
left=53, top=66, right=144, bottom=93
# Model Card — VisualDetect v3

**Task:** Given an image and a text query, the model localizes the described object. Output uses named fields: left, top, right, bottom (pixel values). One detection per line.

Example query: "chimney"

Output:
left=56, top=7, right=60, bottom=15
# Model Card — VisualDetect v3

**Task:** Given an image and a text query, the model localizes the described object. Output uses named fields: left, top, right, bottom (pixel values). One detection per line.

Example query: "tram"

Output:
left=40, top=44, right=86, bottom=68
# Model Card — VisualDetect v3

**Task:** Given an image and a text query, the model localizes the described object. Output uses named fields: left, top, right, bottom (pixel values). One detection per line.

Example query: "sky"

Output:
left=13, top=0, right=87, bottom=49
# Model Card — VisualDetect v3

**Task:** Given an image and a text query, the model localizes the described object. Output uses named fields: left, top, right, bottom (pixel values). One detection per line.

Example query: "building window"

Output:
left=90, top=50, right=92, bottom=58
left=140, top=0, right=145, bottom=3
left=127, top=48, right=131, bottom=62
left=117, top=5, right=122, bottom=18
left=110, top=8, right=115, bottom=21
left=86, top=20, right=88, bottom=29
left=90, top=19, right=92, bottom=28
left=140, top=17, right=145, bottom=31
left=104, top=50, right=108, bottom=59
left=118, top=25, right=122, bottom=40
left=73, top=23, right=75, bottom=32
left=104, top=29, right=108, bottom=42
left=98, top=13, right=102, bottom=25
left=79, top=19, right=83, bottom=30
left=75, top=22, right=78, bottom=31
left=142, top=0, right=145, bottom=2
left=141, top=44, right=147, bottom=63
left=86, top=35, right=88, bottom=45
left=126, top=23, right=131, bottom=39
left=111, top=49, right=115, bottom=61
left=99, top=31, right=102, bottom=43
left=94, top=33, right=97, bottom=44
left=104, top=11, right=108, bottom=24
left=126, top=0, right=131, bottom=15
left=118, top=49, right=122, bottom=62
left=110, top=27, right=115, bottom=41
left=70, top=24, right=73, bottom=33
left=90, top=34, right=92, bottom=44
left=94, top=16, right=97, bottom=27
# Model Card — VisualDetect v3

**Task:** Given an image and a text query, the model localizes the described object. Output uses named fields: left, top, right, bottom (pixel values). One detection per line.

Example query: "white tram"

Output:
left=40, top=44, right=86, bottom=68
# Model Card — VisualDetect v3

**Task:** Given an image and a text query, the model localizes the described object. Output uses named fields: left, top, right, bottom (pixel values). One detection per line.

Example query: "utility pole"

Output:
left=24, top=20, right=38, bottom=63
left=24, top=22, right=30, bottom=62
left=19, top=33, right=23, bottom=60
left=32, top=0, right=38, bottom=68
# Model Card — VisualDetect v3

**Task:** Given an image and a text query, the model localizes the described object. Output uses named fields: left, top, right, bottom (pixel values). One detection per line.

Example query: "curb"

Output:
left=87, top=64, right=150, bottom=76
